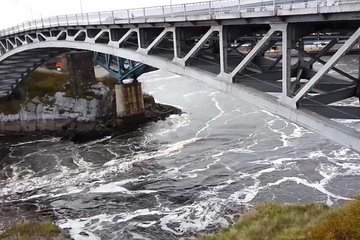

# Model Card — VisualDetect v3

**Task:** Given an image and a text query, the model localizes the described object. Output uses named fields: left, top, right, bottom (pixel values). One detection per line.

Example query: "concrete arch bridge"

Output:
left=1, top=0, right=360, bottom=151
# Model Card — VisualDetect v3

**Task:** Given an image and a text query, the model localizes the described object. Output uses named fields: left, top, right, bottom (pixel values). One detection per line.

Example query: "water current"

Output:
left=1, top=56, right=360, bottom=239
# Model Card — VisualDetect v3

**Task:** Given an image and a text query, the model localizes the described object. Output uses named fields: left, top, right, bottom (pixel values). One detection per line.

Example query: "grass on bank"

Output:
left=0, top=71, right=119, bottom=114
left=20, top=71, right=69, bottom=100
left=0, top=221, right=66, bottom=240
left=201, top=198, right=360, bottom=240
left=0, top=71, right=68, bottom=115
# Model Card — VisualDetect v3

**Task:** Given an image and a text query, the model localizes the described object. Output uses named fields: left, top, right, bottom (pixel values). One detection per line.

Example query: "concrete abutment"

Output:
left=115, top=82, right=145, bottom=118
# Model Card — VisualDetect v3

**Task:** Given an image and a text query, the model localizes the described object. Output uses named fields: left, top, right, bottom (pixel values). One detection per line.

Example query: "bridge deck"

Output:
left=2, top=0, right=360, bottom=37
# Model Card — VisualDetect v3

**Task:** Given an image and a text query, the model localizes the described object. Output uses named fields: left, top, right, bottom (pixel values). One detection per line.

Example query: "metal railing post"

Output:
left=273, top=0, right=276, bottom=15
left=316, top=0, right=319, bottom=12
left=127, top=9, right=130, bottom=23
left=98, top=12, right=101, bottom=24
left=57, top=16, right=60, bottom=27
left=209, top=1, right=212, bottom=18
left=112, top=11, right=115, bottom=24
left=87, top=13, right=90, bottom=25
left=143, top=8, right=146, bottom=22
left=184, top=4, right=187, bottom=19
left=162, top=6, right=165, bottom=21
left=66, top=15, right=69, bottom=26
left=238, top=0, right=241, bottom=16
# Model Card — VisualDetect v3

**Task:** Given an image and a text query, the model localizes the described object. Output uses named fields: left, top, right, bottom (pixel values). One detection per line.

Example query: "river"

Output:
left=1, top=56, right=360, bottom=240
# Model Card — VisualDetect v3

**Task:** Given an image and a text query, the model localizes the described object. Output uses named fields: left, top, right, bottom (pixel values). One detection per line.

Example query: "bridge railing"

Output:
left=0, top=0, right=359, bottom=37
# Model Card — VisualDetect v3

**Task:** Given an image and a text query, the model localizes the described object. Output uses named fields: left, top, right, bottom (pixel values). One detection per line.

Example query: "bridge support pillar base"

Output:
left=217, top=73, right=233, bottom=84
left=66, top=51, right=96, bottom=97
left=115, top=82, right=145, bottom=118
left=279, top=96, right=297, bottom=110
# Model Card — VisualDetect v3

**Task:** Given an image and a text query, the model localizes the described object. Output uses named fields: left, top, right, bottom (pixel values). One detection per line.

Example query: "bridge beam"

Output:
left=293, top=27, right=360, bottom=105
left=145, top=28, right=174, bottom=55
left=219, top=25, right=228, bottom=75
left=295, top=46, right=357, bottom=82
left=181, top=26, right=220, bottom=66
left=230, top=24, right=282, bottom=79
left=301, top=85, right=357, bottom=106
left=307, top=39, right=338, bottom=67
left=282, top=23, right=292, bottom=100
left=117, top=29, right=139, bottom=47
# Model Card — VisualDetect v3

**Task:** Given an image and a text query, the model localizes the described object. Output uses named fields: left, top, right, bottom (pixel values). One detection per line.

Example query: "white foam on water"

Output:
left=140, top=74, right=181, bottom=84
left=89, top=181, right=156, bottom=194
left=129, top=232, right=152, bottom=240
left=183, top=90, right=210, bottom=99
left=154, top=113, right=191, bottom=137
left=267, top=177, right=352, bottom=204
left=229, top=167, right=277, bottom=203
left=195, top=93, right=224, bottom=138
left=159, top=198, right=229, bottom=236
left=80, top=135, right=112, bottom=147
left=11, top=137, right=61, bottom=147
left=58, top=214, right=111, bottom=240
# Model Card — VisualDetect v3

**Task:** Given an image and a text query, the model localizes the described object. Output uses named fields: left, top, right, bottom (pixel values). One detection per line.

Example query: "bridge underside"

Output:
left=1, top=16, right=360, bottom=151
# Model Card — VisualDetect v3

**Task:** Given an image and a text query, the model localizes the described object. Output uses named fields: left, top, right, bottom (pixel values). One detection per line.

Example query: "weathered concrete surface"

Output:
left=66, top=51, right=97, bottom=97
left=115, top=82, right=145, bottom=118
left=0, top=83, right=113, bottom=133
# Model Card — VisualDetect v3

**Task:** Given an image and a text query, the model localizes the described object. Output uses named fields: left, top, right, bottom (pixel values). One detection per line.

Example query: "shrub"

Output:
left=0, top=221, right=66, bottom=240
left=307, top=198, right=360, bottom=240
left=200, top=199, right=360, bottom=240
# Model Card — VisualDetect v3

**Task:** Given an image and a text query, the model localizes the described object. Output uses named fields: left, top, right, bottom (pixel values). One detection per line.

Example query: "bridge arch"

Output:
left=1, top=2, right=360, bottom=152
left=0, top=30, right=223, bottom=98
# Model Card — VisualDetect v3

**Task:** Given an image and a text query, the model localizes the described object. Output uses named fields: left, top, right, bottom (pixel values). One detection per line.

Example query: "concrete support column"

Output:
left=115, top=82, right=145, bottom=118
left=174, top=28, right=184, bottom=60
left=219, top=26, right=229, bottom=74
left=139, top=28, right=147, bottom=49
left=282, top=24, right=292, bottom=99
left=66, top=51, right=96, bottom=97
left=358, top=49, right=360, bottom=101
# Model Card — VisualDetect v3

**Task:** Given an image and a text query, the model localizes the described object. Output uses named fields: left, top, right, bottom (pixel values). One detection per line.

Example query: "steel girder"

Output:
left=94, top=52, right=156, bottom=83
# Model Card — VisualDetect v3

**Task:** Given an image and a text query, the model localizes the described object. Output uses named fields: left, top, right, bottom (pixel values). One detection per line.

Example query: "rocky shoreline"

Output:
left=0, top=81, right=181, bottom=142
left=0, top=73, right=182, bottom=237
left=0, top=100, right=181, bottom=143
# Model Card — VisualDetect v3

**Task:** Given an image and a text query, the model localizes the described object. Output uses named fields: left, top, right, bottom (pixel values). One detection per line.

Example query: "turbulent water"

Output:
left=1, top=57, right=360, bottom=239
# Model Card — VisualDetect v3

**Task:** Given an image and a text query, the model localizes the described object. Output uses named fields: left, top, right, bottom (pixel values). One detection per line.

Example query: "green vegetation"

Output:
left=98, top=75, right=118, bottom=89
left=200, top=198, right=360, bottom=240
left=0, top=221, right=67, bottom=240
left=0, top=70, right=113, bottom=115
left=19, top=71, right=69, bottom=99
left=0, top=71, right=68, bottom=114
left=0, top=99, right=23, bottom=114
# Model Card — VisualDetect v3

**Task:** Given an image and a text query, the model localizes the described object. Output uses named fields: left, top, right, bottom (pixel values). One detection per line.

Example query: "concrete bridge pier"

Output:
left=66, top=51, right=96, bottom=97
left=115, top=81, right=145, bottom=118
left=66, top=51, right=145, bottom=119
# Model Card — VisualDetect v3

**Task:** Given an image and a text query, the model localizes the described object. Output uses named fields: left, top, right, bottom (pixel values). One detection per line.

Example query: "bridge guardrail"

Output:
left=0, top=0, right=359, bottom=37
